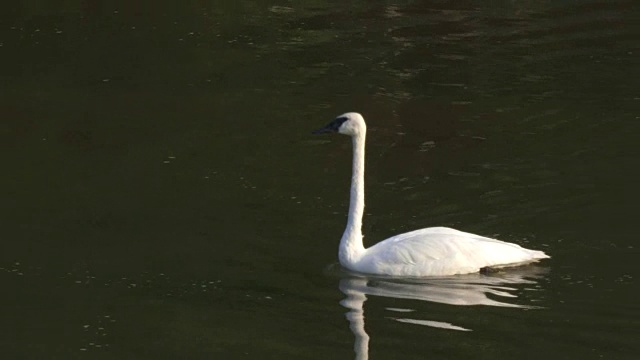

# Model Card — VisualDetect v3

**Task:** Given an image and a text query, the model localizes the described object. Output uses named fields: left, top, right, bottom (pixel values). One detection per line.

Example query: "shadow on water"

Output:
left=332, top=265, right=548, bottom=359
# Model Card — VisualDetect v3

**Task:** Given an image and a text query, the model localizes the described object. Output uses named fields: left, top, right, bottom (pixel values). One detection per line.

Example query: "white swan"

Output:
left=313, top=112, right=549, bottom=277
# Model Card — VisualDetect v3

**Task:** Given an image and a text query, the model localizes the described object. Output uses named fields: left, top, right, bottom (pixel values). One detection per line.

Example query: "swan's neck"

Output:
left=340, top=131, right=367, bottom=267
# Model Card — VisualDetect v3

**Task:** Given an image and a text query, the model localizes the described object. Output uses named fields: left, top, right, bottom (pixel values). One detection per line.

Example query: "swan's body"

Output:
left=313, top=112, right=549, bottom=277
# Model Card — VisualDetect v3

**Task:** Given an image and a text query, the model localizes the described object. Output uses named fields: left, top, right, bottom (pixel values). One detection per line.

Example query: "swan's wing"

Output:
left=360, top=227, right=548, bottom=276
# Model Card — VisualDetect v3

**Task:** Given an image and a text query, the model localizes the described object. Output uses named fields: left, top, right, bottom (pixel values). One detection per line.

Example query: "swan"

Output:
left=313, top=112, right=549, bottom=277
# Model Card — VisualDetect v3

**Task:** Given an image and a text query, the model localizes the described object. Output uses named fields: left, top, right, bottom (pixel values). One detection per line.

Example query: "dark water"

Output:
left=1, top=1, right=638, bottom=359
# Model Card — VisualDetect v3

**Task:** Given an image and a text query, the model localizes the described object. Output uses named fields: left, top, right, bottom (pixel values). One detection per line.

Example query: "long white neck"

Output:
left=339, top=130, right=367, bottom=268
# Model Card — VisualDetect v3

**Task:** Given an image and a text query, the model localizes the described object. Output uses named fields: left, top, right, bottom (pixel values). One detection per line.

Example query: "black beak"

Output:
left=312, top=126, right=335, bottom=134
left=312, top=116, right=347, bottom=134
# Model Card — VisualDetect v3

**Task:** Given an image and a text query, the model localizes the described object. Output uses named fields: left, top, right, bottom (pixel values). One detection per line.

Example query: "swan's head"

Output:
left=312, top=112, right=366, bottom=137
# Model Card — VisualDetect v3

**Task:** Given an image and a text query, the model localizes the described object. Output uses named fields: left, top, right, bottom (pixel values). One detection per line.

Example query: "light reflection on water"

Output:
left=337, top=266, right=548, bottom=359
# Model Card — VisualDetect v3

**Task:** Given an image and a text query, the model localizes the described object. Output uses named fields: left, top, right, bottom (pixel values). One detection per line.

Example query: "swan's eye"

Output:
left=332, top=116, right=349, bottom=129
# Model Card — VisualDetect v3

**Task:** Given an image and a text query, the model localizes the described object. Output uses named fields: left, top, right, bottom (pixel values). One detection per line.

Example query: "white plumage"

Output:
left=313, top=112, right=549, bottom=277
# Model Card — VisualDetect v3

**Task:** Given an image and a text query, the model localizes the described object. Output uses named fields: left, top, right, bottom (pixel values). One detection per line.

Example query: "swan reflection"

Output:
left=338, top=266, right=547, bottom=359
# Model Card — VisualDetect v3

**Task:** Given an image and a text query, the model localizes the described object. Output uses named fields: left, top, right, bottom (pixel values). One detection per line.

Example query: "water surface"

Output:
left=1, top=1, right=638, bottom=359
